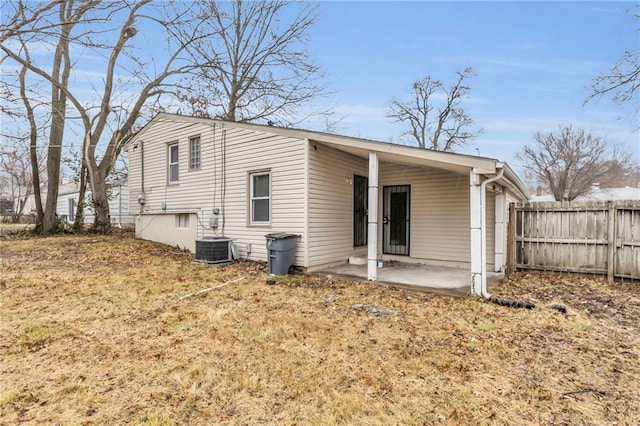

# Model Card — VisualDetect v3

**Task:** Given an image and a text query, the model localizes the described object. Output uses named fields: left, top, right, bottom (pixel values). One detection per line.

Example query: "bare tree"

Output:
left=2, top=0, right=212, bottom=233
left=0, top=137, right=46, bottom=222
left=387, top=67, right=478, bottom=151
left=586, top=7, right=639, bottom=112
left=519, top=126, right=634, bottom=201
left=589, top=49, right=640, bottom=109
left=179, top=0, right=324, bottom=124
left=3, top=0, right=97, bottom=232
left=3, top=0, right=325, bottom=234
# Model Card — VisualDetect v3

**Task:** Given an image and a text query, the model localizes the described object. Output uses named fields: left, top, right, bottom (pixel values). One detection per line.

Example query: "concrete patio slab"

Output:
left=318, top=261, right=504, bottom=297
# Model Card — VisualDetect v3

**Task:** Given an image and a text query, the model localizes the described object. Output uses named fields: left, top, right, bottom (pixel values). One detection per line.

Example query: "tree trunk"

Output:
left=28, top=127, right=43, bottom=228
left=40, top=4, right=72, bottom=234
left=73, top=164, right=88, bottom=231
left=21, top=61, right=44, bottom=231
left=41, top=99, right=65, bottom=233
left=90, top=167, right=111, bottom=233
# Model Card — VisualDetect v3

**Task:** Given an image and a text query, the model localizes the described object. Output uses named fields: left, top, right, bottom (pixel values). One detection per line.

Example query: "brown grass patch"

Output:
left=1, top=235, right=638, bottom=425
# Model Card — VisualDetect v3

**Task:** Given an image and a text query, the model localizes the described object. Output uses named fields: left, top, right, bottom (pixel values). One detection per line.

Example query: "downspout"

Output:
left=140, top=141, right=144, bottom=203
left=478, top=167, right=504, bottom=299
left=117, top=181, right=122, bottom=228
left=137, top=140, right=145, bottom=214
left=132, top=140, right=145, bottom=238
left=479, top=166, right=536, bottom=309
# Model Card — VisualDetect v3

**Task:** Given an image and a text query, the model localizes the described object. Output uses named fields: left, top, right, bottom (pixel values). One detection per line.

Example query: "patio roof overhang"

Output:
left=310, top=138, right=496, bottom=175
left=306, top=137, right=528, bottom=202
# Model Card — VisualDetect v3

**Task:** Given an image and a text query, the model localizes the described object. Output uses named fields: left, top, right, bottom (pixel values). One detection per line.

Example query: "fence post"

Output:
left=607, top=201, right=616, bottom=283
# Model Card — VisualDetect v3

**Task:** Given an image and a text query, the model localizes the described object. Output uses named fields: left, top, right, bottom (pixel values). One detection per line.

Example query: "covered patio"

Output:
left=319, top=261, right=504, bottom=297
left=304, top=137, right=528, bottom=299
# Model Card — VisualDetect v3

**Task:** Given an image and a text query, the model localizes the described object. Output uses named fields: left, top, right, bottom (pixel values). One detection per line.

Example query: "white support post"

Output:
left=494, top=191, right=505, bottom=272
left=470, top=171, right=483, bottom=296
left=367, top=152, right=379, bottom=281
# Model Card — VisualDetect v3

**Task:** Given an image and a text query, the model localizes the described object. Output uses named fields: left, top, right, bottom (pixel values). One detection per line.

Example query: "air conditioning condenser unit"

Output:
left=195, top=237, right=233, bottom=264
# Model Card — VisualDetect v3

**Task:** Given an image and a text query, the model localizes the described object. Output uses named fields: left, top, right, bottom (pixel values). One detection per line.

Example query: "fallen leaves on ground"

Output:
left=1, top=235, right=638, bottom=425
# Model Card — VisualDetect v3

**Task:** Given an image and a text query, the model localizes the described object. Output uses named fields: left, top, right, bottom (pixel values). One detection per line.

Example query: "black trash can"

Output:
left=265, top=233, right=299, bottom=275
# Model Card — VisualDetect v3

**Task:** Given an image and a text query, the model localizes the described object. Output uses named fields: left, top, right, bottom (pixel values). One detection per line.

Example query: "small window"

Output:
left=168, top=143, right=179, bottom=183
left=250, top=172, right=270, bottom=224
left=176, top=213, right=189, bottom=228
left=189, top=136, right=201, bottom=170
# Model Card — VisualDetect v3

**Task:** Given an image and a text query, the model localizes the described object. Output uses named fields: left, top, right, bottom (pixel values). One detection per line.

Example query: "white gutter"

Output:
left=496, top=162, right=529, bottom=202
left=477, top=166, right=504, bottom=299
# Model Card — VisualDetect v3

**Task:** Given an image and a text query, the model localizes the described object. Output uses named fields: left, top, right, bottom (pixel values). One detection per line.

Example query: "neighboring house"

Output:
left=3, top=185, right=39, bottom=222
left=125, top=113, right=528, bottom=295
left=531, top=187, right=640, bottom=202
left=0, top=185, right=33, bottom=218
left=56, top=178, right=134, bottom=227
left=0, top=196, right=13, bottom=214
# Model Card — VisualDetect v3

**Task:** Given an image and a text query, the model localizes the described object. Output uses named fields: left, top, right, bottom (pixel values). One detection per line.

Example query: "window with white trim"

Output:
left=168, top=142, right=179, bottom=183
left=250, top=172, right=270, bottom=224
left=189, top=136, right=201, bottom=170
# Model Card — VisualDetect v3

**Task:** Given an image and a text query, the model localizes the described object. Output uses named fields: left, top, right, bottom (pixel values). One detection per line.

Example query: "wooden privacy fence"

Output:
left=508, top=200, right=640, bottom=281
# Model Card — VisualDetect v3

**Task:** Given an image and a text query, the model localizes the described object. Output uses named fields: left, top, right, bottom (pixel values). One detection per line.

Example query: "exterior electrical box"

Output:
left=195, top=237, right=233, bottom=264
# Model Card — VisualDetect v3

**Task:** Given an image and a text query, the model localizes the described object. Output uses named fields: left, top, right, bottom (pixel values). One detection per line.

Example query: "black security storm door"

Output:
left=353, top=175, right=368, bottom=247
left=383, top=185, right=410, bottom=255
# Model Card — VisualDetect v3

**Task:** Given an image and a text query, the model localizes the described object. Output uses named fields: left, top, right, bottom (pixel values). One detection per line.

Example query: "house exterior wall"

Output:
left=127, top=116, right=525, bottom=276
left=136, top=212, right=198, bottom=250
left=378, top=162, right=472, bottom=268
left=306, top=143, right=368, bottom=268
left=306, top=142, right=476, bottom=270
left=56, top=191, right=77, bottom=222
left=110, top=182, right=134, bottom=227
left=128, top=119, right=307, bottom=263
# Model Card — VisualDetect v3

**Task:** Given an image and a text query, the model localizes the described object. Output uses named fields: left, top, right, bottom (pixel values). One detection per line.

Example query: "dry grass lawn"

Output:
left=1, top=234, right=639, bottom=425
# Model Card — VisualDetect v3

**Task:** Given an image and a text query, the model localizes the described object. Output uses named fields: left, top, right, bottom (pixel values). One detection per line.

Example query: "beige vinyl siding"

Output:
left=128, top=119, right=306, bottom=265
left=307, top=143, right=474, bottom=269
left=378, top=162, right=471, bottom=267
left=127, top=116, right=508, bottom=272
left=110, top=182, right=134, bottom=227
left=307, top=143, right=368, bottom=268
left=128, top=148, right=142, bottom=216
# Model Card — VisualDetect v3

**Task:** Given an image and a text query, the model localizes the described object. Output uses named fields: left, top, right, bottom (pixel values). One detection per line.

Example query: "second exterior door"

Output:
left=383, top=185, right=410, bottom=255
left=353, top=175, right=368, bottom=247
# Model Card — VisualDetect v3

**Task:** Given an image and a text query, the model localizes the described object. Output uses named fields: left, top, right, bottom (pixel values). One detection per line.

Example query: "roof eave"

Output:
left=497, top=162, right=529, bottom=201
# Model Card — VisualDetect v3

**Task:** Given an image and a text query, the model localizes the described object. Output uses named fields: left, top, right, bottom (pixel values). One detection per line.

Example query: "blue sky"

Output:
left=1, top=1, right=637, bottom=183
left=301, top=1, right=639, bottom=174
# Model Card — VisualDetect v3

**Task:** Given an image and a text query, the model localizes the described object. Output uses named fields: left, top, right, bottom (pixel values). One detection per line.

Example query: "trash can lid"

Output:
left=265, top=232, right=299, bottom=239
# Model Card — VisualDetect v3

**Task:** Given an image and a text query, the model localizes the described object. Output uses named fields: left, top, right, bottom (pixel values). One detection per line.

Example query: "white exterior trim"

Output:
left=494, top=191, right=506, bottom=272
left=470, top=171, right=483, bottom=295
left=470, top=168, right=505, bottom=298
left=303, top=139, right=310, bottom=268
left=367, top=152, right=379, bottom=281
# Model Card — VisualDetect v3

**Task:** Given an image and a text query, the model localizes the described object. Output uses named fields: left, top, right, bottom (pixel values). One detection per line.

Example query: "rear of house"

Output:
left=127, top=115, right=307, bottom=265
left=126, top=113, right=528, bottom=292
